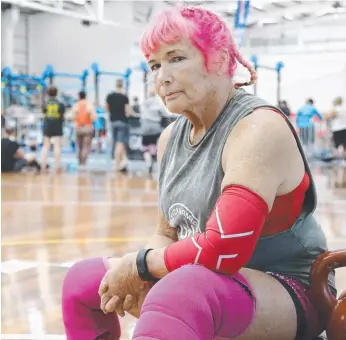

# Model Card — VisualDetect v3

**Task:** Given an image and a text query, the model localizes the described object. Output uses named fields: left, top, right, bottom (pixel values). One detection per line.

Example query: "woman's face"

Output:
left=148, top=39, right=216, bottom=114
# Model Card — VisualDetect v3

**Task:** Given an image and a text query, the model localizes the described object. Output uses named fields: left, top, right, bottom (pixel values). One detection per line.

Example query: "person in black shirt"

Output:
left=106, top=79, right=134, bottom=172
left=41, top=86, right=65, bottom=172
left=278, top=100, right=291, bottom=118
left=1, top=127, right=40, bottom=172
left=132, top=96, right=141, bottom=115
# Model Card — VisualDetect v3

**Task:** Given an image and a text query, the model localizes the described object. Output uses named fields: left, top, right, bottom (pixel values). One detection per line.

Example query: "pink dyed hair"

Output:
left=140, top=5, right=257, bottom=87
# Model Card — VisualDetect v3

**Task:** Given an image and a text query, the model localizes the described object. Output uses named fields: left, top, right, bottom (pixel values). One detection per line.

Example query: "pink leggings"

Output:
left=62, top=257, right=255, bottom=340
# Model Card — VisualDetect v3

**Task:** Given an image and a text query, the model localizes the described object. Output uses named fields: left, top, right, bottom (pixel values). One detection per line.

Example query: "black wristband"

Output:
left=136, top=249, right=159, bottom=283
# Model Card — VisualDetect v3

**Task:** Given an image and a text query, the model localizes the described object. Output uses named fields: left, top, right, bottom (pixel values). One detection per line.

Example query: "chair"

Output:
left=310, top=249, right=346, bottom=340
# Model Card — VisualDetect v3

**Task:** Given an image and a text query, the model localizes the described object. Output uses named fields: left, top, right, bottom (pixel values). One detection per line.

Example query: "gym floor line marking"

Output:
left=0, top=335, right=129, bottom=340
left=2, top=181, right=157, bottom=194
left=3, top=202, right=346, bottom=215
left=0, top=335, right=65, bottom=340
left=1, top=237, right=150, bottom=246
left=2, top=201, right=158, bottom=207
left=2, top=237, right=345, bottom=247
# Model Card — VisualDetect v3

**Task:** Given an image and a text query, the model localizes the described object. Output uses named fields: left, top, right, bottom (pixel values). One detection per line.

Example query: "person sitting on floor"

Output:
left=1, top=127, right=41, bottom=173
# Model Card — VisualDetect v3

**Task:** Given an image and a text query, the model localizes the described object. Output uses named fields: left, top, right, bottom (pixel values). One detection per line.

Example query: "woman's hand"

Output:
left=98, top=252, right=151, bottom=317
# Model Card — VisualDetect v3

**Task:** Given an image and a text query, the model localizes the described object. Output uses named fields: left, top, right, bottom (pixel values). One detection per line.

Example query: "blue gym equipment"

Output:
left=138, top=61, right=149, bottom=99
left=42, top=64, right=89, bottom=92
left=250, top=55, right=284, bottom=104
left=91, top=62, right=132, bottom=106
left=2, top=66, right=47, bottom=109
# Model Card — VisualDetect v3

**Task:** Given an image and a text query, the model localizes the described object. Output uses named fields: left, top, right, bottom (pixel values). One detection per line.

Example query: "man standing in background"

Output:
left=105, top=79, right=134, bottom=173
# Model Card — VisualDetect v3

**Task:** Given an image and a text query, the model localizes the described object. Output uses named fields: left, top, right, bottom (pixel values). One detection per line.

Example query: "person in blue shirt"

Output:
left=296, top=98, right=323, bottom=147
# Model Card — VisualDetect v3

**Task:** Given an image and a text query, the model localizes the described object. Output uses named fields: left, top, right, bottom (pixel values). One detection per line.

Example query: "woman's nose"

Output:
left=157, top=63, right=173, bottom=85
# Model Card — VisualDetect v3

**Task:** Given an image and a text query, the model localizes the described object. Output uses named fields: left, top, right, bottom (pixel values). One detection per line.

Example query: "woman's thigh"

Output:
left=107, top=257, right=317, bottom=339
left=136, top=265, right=303, bottom=340
left=236, top=268, right=298, bottom=340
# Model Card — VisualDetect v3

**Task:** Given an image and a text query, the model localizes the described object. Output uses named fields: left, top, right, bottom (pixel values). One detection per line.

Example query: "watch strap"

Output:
left=136, top=248, right=159, bottom=283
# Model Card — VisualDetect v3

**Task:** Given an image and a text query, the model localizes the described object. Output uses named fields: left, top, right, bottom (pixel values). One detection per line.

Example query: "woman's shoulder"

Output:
left=231, top=89, right=272, bottom=110
left=227, top=108, right=293, bottom=147
left=222, top=108, right=299, bottom=172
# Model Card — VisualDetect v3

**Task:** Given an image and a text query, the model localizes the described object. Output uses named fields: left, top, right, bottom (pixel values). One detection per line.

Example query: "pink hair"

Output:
left=140, top=5, right=257, bottom=87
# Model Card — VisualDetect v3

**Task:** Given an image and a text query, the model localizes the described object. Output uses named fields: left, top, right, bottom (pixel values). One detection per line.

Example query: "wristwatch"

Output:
left=136, top=249, right=159, bottom=283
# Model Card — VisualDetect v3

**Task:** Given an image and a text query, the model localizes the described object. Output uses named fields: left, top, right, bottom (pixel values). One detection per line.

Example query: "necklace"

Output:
left=190, top=88, right=235, bottom=145
left=190, top=128, right=204, bottom=145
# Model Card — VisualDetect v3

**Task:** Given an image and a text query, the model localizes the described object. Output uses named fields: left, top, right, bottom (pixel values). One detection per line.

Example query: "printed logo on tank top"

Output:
left=168, top=203, right=202, bottom=239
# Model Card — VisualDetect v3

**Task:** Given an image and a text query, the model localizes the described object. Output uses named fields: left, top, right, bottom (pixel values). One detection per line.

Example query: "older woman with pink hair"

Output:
left=62, top=5, right=335, bottom=340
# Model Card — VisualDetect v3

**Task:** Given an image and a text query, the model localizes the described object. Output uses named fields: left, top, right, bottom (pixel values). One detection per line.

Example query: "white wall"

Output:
left=18, top=2, right=346, bottom=112
left=28, top=1, right=145, bottom=103
left=235, top=52, right=346, bottom=113
left=239, top=16, right=346, bottom=112
left=1, top=6, right=20, bottom=70
left=13, top=13, right=29, bottom=73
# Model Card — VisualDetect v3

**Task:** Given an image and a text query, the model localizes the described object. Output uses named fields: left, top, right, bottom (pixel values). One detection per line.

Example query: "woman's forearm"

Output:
left=145, top=233, right=176, bottom=249
left=143, top=216, right=178, bottom=279
left=144, top=234, right=175, bottom=279
left=146, top=248, right=169, bottom=279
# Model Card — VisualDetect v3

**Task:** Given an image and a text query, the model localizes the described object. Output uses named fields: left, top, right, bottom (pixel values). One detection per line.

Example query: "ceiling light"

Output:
left=251, top=0, right=266, bottom=10
left=72, top=0, right=86, bottom=4
left=316, top=8, right=334, bottom=17
left=283, top=14, right=294, bottom=20
left=258, top=17, right=279, bottom=25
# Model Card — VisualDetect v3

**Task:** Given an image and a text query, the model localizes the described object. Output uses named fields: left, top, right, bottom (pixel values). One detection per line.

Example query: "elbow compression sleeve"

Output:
left=164, top=185, right=269, bottom=274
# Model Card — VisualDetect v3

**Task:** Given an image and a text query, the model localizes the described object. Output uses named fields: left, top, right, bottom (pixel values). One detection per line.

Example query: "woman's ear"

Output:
left=216, top=49, right=230, bottom=76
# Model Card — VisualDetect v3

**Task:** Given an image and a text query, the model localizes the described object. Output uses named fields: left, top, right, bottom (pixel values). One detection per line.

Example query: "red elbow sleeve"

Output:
left=164, top=185, right=269, bottom=274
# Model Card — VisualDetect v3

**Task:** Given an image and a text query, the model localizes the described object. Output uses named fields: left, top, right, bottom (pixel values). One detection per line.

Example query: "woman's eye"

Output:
left=171, top=56, right=185, bottom=63
left=150, top=64, right=160, bottom=71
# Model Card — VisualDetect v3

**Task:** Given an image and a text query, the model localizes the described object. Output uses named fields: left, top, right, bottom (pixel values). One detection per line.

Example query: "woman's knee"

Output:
left=142, top=265, right=216, bottom=312
left=139, top=266, right=256, bottom=339
left=62, top=257, right=108, bottom=307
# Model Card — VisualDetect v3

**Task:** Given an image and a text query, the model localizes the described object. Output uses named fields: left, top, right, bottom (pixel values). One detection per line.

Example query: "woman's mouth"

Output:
left=165, top=92, right=182, bottom=101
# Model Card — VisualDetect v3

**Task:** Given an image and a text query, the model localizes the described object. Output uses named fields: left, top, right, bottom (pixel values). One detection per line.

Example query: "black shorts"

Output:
left=142, top=134, right=160, bottom=147
left=332, top=129, right=346, bottom=148
left=43, top=121, right=63, bottom=138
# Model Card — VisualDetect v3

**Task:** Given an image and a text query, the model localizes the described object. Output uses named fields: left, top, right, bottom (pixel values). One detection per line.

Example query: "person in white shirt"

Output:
left=140, top=89, right=168, bottom=174
left=329, top=97, right=346, bottom=160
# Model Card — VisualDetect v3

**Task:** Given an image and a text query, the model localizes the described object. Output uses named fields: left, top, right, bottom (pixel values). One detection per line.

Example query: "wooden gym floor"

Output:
left=1, top=166, right=346, bottom=340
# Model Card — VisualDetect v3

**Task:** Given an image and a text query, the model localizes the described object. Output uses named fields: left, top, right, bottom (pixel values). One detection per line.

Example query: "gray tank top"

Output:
left=159, top=88, right=336, bottom=292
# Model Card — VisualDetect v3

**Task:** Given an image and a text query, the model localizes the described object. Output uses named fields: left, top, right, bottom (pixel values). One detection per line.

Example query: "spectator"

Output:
left=140, top=88, right=167, bottom=174
left=296, top=98, right=323, bottom=147
left=1, top=127, right=40, bottom=172
left=105, top=79, right=134, bottom=172
left=278, top=100, right=291, bottom=118
left=329, top=96, right=346, bottom=161
left=72, top=91, right=96, bottom=167
left=41, top=86, right=65, bottom=172
left=132, top=96, right=141, bottom=115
